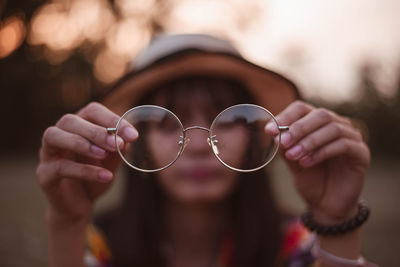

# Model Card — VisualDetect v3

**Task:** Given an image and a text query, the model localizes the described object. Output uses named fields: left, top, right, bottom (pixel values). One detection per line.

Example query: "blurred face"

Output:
left=143, top=78, right=251, bottom=204
left=146, top=108, right=248, bottom=204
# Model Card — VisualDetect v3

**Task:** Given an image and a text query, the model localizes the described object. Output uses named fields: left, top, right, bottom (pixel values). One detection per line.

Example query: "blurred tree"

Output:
left=332, top=64, right=400, bottom=158
left=0, top=0, right=162, bottom=153
left=1, top=0, right=49, bottom=154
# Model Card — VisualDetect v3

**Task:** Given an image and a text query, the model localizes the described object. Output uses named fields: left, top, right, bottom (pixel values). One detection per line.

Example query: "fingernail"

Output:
left=90, top=145, right=106, bottom=157
left=107, top=135, right=123, bottom=150
left=265, top=122, right=278, bottom=134
left=116, top=136, right=124, bottom=148
left=286, top=145, right=303, bottom=160
left=98, top=170, right=113, bottom=183
left=280, top=132, right=292, bottom=147
left=107, top=135, right=116, bottom=150
left=274, top=135, right=280, bottom=145
left=123, top=127, right=138, bottom=141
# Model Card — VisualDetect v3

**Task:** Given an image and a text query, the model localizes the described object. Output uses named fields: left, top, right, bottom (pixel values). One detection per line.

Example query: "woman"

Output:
left=36, top=34, right=375, bottom=267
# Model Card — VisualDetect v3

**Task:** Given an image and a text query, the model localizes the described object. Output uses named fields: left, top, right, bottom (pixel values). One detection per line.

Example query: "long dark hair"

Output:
left=95, top=75, right=283, bottom=267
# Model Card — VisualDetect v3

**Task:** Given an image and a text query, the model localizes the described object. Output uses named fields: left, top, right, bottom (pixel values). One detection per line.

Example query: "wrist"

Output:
left=46, top=208, right=90, bottom=267
left=46, top=207, right=91, bottom=229
left=301, top=201, right=370, bottom=236
left=312, top=204, right=359, bottom=225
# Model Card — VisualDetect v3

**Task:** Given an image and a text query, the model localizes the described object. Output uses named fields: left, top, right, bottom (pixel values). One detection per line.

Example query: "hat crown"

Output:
left=133, top=34, right=241, bottom=70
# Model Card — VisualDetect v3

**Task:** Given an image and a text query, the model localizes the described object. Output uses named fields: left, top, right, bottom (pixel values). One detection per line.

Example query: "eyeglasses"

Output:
left=107, top=104, right=289, bottom=173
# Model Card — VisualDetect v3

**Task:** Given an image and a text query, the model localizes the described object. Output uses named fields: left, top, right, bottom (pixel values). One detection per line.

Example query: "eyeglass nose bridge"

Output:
left=178, top=126, right=219, bottom=155
left=183, top=126, right=210, bottom=132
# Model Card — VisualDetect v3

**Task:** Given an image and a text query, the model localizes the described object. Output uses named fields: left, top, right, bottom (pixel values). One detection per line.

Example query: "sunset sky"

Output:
left=167, top=0, right=400, bottom=103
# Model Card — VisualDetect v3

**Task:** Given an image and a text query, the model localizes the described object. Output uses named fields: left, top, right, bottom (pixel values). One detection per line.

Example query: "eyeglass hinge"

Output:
left=107, top=128, right=117, bottom=134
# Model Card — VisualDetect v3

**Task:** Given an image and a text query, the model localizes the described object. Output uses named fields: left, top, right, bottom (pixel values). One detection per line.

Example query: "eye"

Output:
left=158, top=115, right=181, bottom=132
left=215, top=116, right=247, bottom=129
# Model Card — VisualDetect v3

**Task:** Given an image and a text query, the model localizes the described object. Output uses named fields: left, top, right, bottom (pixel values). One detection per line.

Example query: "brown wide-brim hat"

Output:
left=102, top=34, right=300, bottom=116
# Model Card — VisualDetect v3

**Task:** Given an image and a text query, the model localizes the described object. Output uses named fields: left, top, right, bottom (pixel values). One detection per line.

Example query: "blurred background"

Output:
left=0, top=0, right=399, bottom=266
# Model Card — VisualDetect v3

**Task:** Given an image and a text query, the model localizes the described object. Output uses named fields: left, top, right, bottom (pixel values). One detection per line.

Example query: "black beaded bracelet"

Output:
left=300, top=201, right=370, bottom=236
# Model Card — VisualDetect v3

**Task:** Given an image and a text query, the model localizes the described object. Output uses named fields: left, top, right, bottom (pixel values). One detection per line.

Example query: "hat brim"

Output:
left=102, top=50, right=299, bottom=116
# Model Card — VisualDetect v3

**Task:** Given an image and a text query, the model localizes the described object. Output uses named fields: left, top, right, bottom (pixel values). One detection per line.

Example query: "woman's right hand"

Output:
left=36, top=102, right=138, bottom=224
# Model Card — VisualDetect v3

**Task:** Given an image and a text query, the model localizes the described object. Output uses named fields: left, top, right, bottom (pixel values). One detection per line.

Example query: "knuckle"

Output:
left=329, top=122, right=343, bottom=136
left=78, top=102, right=100, bottom=117
left=85, top=102, right=102, bottom=114
left=291, top=122, right=306, bottom=137
left=342, top=139, right=352, bottom=153
left=292, top=100, right=310, bottom=113
left=57, top=113, right=76, bottom=127
left=303, top=135, right=318, bottom=151
left=316, top=108, right=333, bottom=122
left=292, top=100, right=305, bottom=110
left=54, top=160, right=63, bottom=177
left=291, top=100, right=302, bottom=108
left=292, top=100, right=304, bottom=107
left=88, top=126, right=104, bottom=143
left=42, top=126, right=57, bottom=144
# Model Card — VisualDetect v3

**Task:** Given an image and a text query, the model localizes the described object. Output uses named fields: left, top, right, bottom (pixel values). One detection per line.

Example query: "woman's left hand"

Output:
left=266, top=100, right=370, bottom=224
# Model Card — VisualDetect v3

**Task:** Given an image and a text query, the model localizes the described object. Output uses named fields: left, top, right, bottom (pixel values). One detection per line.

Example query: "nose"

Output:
left=182, top=127, right=211, bottom=156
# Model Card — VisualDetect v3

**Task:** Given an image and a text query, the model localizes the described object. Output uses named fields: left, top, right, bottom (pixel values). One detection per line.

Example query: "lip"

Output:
left=181, top=166, right=219, bottom=183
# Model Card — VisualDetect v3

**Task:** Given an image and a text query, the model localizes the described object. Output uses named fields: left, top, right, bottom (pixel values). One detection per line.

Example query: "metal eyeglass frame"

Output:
left=107, top=104, right=289, bottom=173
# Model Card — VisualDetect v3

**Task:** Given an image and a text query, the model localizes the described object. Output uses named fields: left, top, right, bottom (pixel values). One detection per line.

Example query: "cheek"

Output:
left=212, top=128, right=249, bottom=168
left=147, top=130, right=182, bottom=169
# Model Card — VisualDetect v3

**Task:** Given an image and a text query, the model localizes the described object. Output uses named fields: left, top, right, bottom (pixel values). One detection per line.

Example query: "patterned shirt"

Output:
left=85, top=219, right=316, bottom=267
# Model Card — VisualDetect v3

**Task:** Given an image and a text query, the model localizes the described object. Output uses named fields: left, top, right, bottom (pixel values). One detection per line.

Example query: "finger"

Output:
left=265, top=100, right=313, bottom=140
left=277, top=107, right=350, bottom=149
left=285, top=122, right=363, bottom=161
left=298, top=138, right=370, bottom=168
left=37, top=159, right=114, bottom=188
left=102, top=143, right=131, bottom=172
left=77, top=102, right=138, bottom=141
left=42, top=126, right=108, bottom=159
left=274, top=100, right=313, bottom=127
left=264, top=118, right=280, bottom=136
left=56, top=114, right=125, bottom=152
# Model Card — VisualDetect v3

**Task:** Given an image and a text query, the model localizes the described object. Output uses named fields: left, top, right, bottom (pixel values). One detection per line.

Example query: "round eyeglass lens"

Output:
left=115, top=105, right=184, bottom=172
left=209, top=104, right=279, bottom=172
